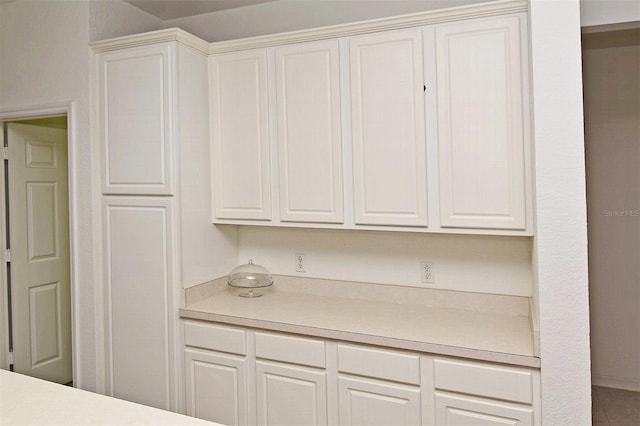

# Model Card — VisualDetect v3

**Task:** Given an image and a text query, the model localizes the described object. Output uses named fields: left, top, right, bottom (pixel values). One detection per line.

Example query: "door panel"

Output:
left=435, top=15, right=527, bottom=230
left=275, top=40, right=344, bottom=223
left=7, top=122, right=71, bottom=384
left=99, top=44, right=174, bottom=195
left=350, top=29, right=428, bottom=227
left=210, top=49, right=271, bottom=220
left=103, top=197, right=175, bottom=410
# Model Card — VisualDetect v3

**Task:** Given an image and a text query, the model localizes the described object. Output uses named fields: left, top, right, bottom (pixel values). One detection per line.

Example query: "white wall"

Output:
left=0, top=0, right=163, bottom=392
left=529, top=0, right=591, bottom=424
left=164, top=0, right=492, bottom=42
left=239, top=227, right=533, bottom=296
left=580, top=0, right=640, bottom=27
left=583, top=29, right=640, bottom=392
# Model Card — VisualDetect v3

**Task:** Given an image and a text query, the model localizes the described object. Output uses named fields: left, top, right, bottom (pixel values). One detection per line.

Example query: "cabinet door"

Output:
left=256, top=361, right=328, bottom=425
left=435, top=15, right=527, bottom=230
left=98, top=44, right=174, bottom=195
left=350, top=29, right=428, bottom=227
left=185, top=348, right=248, bottom=426
left=435, top=392, right=533, bottom=425
left=338, top=376, right=421, bottom=426
left=275, top=40, right=344, bottom=223
left=102, top=197, right=176, bottom=410
left=210, top=49, right=271, bottom=220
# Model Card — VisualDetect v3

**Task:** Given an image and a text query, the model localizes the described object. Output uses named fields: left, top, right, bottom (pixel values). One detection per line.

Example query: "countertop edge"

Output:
left=179, top=308, right=541, bottom=369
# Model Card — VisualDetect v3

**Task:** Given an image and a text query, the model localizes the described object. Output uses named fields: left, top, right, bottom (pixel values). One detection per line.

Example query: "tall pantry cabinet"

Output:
left=92, top=29, right=235, bottom=411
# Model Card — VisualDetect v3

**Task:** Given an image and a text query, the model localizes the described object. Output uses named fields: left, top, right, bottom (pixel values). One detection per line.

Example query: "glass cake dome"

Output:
left=227, top=259, right=273, bottom=298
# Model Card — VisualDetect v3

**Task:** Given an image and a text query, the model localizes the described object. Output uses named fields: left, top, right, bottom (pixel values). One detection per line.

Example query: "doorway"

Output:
left=0, top=115, right=72, bottom=385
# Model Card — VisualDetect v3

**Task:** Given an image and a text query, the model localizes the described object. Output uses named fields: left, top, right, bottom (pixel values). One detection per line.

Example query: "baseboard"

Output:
left=592, top=374, right=640, bottom=392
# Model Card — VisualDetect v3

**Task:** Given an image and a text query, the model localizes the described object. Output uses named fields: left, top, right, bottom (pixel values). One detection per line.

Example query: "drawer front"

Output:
left=433, top=358, right=534, bottom=404
left=338, top=344, right=420, bottom=385
left=255, top=332, right=326, bottom=368
left=184, top=321, right=246, bottom=355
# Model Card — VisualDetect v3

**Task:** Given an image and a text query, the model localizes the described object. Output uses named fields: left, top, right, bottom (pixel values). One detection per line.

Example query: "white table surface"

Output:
left=0, top=370, right=220, bottom=426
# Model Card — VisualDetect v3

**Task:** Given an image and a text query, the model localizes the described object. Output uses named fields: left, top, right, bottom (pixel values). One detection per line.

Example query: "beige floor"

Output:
left=592, top=386, right=640, bottom=425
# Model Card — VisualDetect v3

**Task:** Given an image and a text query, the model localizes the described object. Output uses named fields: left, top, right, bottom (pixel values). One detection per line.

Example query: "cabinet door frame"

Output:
left=275, top=40, right=344, bottom=224
left=349, top=29, right=428, bottom=227
left=256, top=360, right=328, bottom=425
left=184, top=348, right=249, bottom=426
left=210, top=49, right=272, bottom=220
left=98, top=43, right=175, bottom=195
left=102, top=196, right=178, bottom=410
left=338, top=375, right=422, bottom=426
left=435, top=14, right=529, bottom=230
left=434, top=391, right=534, bottom=425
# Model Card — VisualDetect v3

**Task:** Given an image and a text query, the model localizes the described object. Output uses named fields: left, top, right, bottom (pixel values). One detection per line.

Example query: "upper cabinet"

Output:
left=210, top=49, right=271, bottom=220
left=275, top=40, right=344, bottom=224
left=350, top=30, right=428, bottom=227
left=435, top=15, right=529, bottom=230
left=209, top=5, right=532, bottom=236
left=98, top=44, right=174, bottom=195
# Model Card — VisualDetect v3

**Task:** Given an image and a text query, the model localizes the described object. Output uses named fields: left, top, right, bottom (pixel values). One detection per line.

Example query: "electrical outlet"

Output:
left=420, top=261, right=434, bottom=284
left=295, top=253, right=306, bottom=273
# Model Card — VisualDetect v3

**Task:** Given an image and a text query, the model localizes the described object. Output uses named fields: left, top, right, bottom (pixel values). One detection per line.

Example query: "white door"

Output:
left=6, top=122, right=71, bottom=384
left=275, top=40, right=344, bottom=224
left=434, top=392, right=534, bottom=425
left=350, top=29, right=428, bottom=227
left=435, top=15, right=528, bottom=230
left=338, top=376, right=421, bottom=426
left=256, top=360, right=328, bottom=425
left=210, top=49, right=271, bottom=220
left=185, top=348, right=248, bottom=426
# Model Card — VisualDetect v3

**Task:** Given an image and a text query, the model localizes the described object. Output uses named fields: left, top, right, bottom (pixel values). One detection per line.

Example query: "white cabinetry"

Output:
left=349, top=29, right=428, bottom=227
left=209, top=10, right=532, bottom=235
left=337, top=345, right=422, bottom=426
left=435, top=15, right=529, bottom=230
left=275, top=40, right=344, bottom=224
left=210, top=49, right=271, bottom=220
left=255, top=332, right=328, bottom=425
left=256, top=361, right=328, bottom=425
left=183, top=321, right=249, bottom=426
left=184, top=322, right=541, bottom=426
left=98, top=44, right=173, bottom=195
left=428, top=357, right=539, bottom=426
left=94, top=30, right=231, bottom=412
left=102, top=197, right=175, bottom=409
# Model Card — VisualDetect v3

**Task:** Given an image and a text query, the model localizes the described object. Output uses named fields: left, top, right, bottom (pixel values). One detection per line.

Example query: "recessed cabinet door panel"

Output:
left=256, top=361, right=328, bottom=426
left=436, top=16, right=527, bottom=230
left=350, top=29, right=428, bottom=227
left=99, top=44, right=174, bottom=195
left=185, top=349, right=248, bottom=426
left=276, top=40, right=344, bottom=223
left=211, top=50, right=271, bottom=220
left=103, top=197, right=175, bottom=410
left=435, top=392, right=534, bottom=425
left=338, top=376, right=421, bottom=426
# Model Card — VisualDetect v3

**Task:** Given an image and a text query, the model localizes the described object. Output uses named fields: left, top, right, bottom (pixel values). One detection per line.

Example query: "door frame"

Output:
left=0, top=101, right=79, bottom=384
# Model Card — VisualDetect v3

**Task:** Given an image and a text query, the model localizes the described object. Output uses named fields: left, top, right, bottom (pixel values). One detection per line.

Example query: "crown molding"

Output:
left=208, top=0, right=528, bottom=54
left=90, top=0, right=527, bottom=55
left=90, top=28, right=209, bottom=55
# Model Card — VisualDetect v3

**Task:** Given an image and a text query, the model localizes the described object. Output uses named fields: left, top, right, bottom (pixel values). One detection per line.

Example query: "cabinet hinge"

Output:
left=2, top=147, right=7, bottom=160
left=7, top=351, right=14, bottom=365
left=4, top=249, right=11, bottom=263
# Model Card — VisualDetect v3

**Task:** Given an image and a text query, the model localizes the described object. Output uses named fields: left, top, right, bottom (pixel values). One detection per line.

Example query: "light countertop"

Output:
left=0, top=370, right=219, bottom=426
left=180, top=276, right=539, bottom=368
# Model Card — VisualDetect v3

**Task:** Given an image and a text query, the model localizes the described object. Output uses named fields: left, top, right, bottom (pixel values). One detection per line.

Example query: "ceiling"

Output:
left=123, top=0, right=277, bottom=20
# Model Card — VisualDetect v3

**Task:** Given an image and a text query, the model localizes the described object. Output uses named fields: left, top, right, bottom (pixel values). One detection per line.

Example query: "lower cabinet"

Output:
left=184, top=348, right=248, bottom=426
left=434, top=392, right=534, bottom=426
left=338, top=377, right=421, bottom=426
left=256, top=361, right=328, bottom=425
left=183, top=321, right=540, bottom=426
